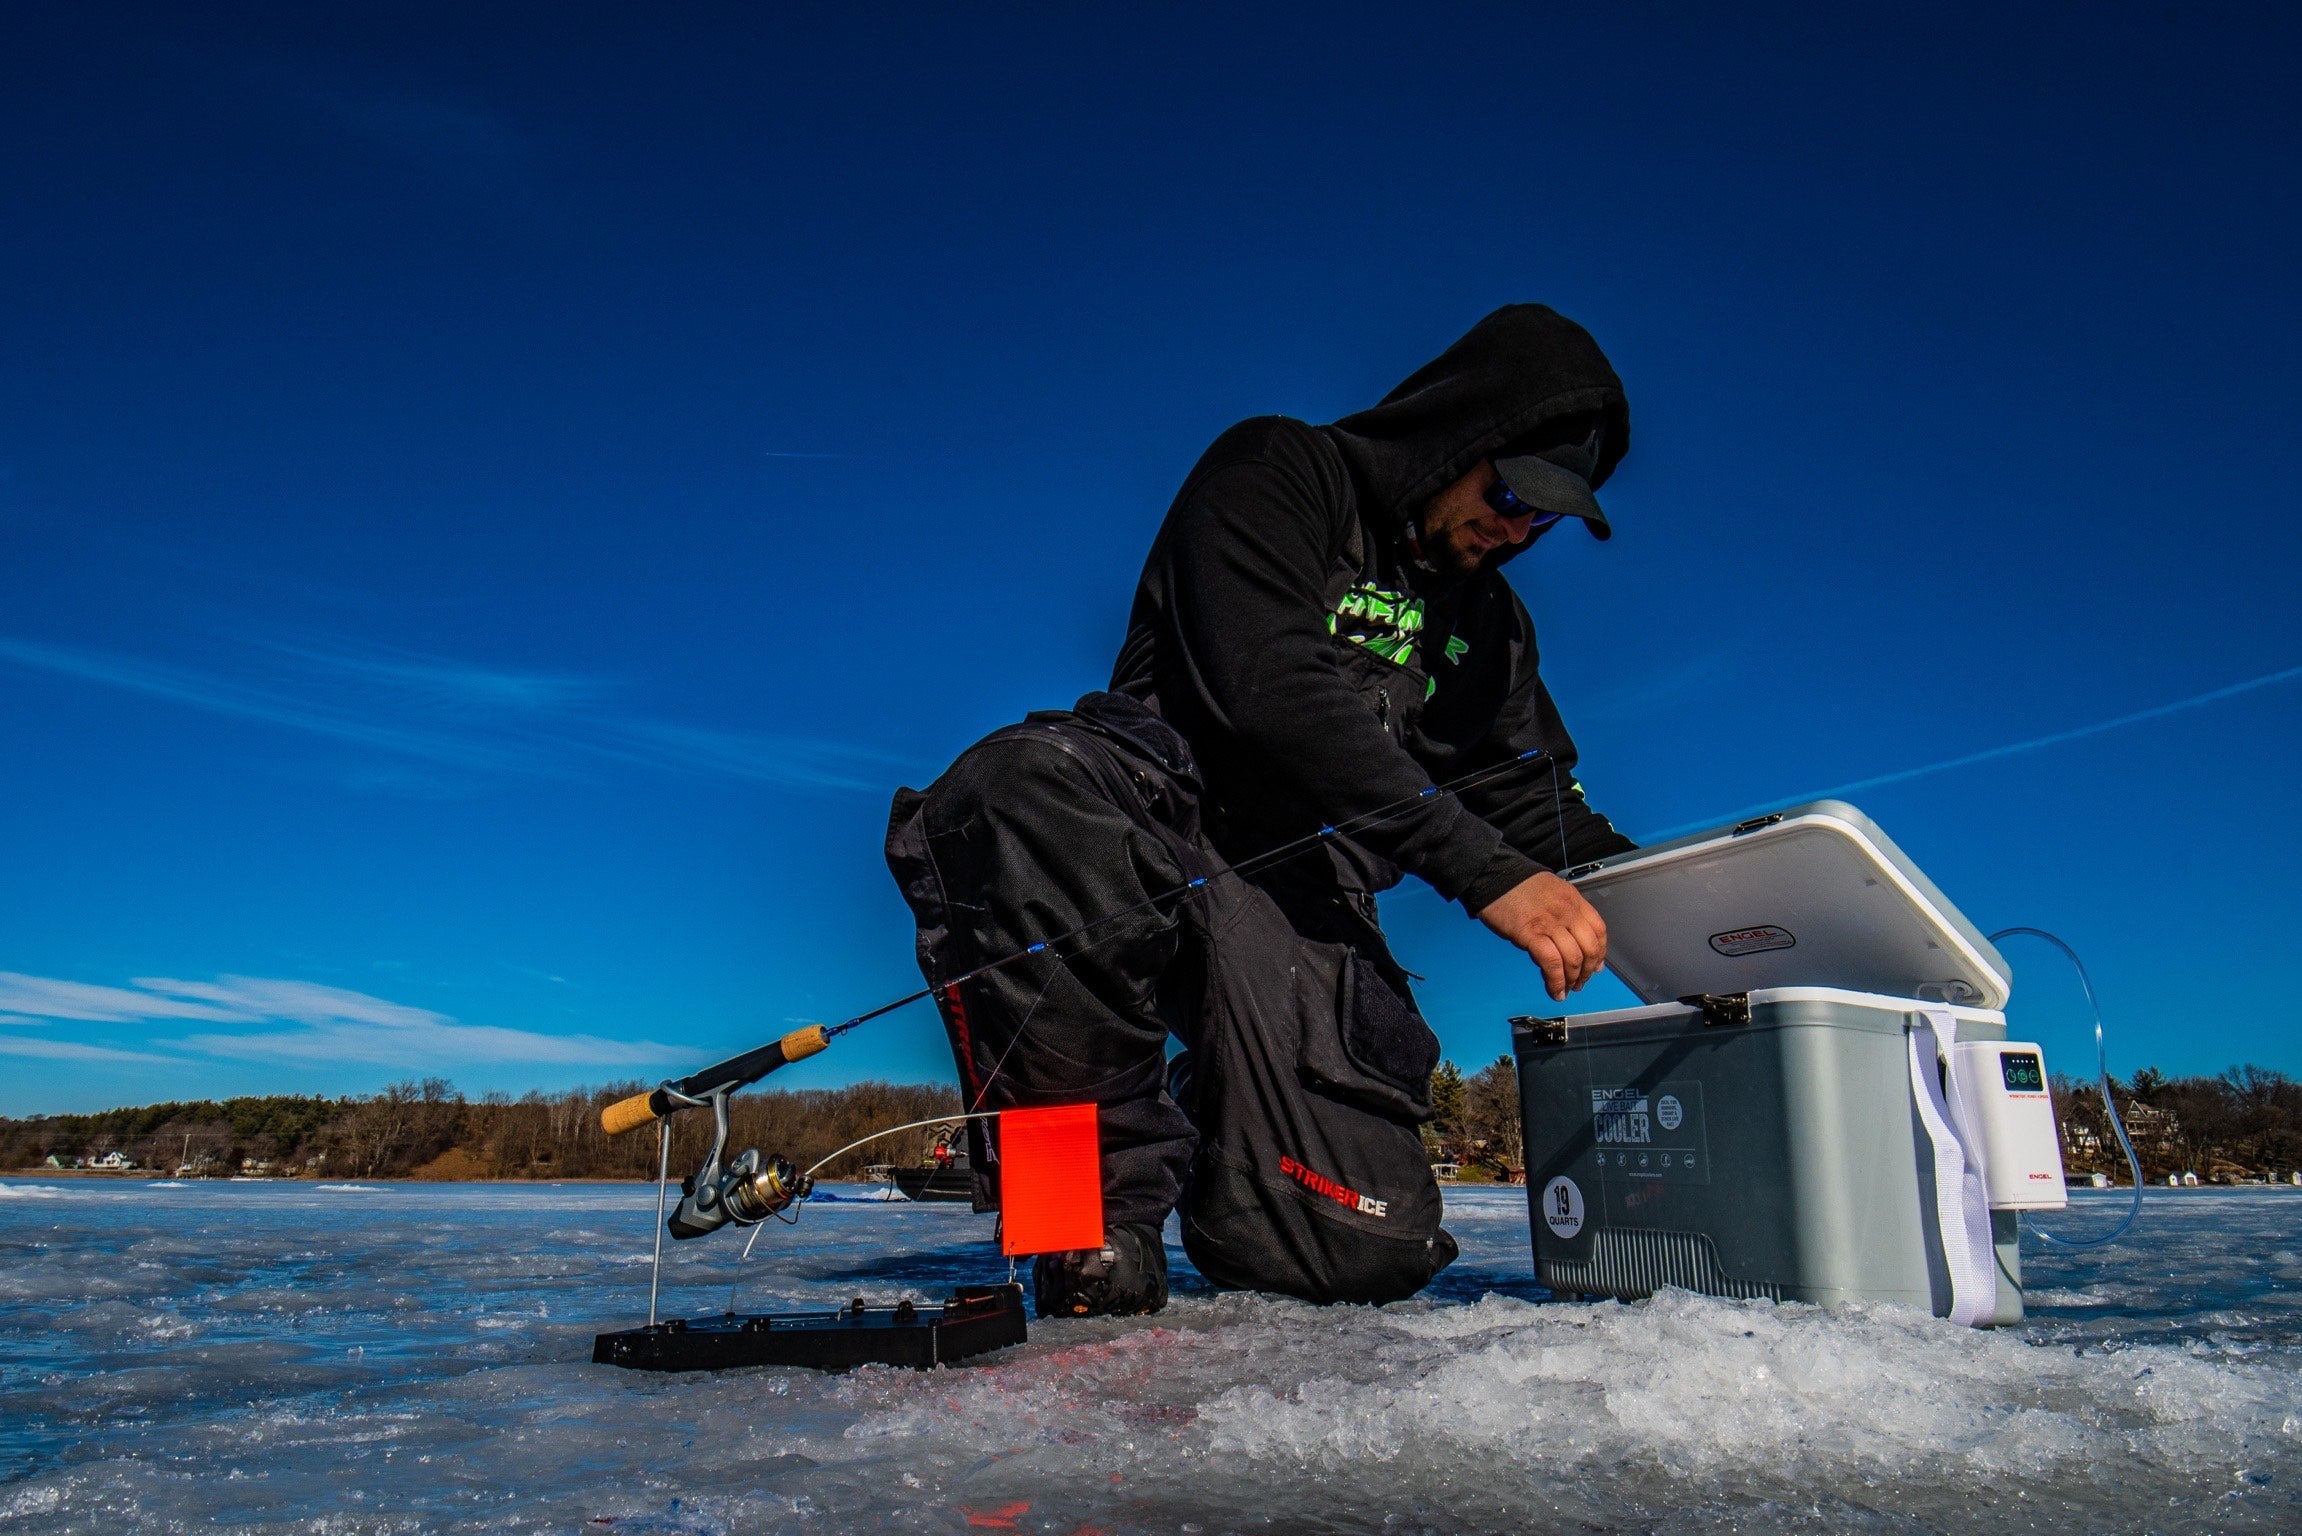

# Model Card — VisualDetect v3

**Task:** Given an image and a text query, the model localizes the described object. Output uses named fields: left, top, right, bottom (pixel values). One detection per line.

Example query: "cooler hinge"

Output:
left=1678, top=992, right=1752, bottom=1029
left=1509, top=1014, right=1569, bottom=1047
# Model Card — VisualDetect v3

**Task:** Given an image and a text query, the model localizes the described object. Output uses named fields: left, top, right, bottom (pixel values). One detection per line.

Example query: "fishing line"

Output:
left=967, top=961, right=1061, bottom=1114
left=651, top=745, right=1577, bottom=1307
left=818, top=745, right=1564, bottom=1046
left=725, top=1111, right=1002, bottom=1311
left=963, top=888, right=1234, bottom=1110
left=1549, top=757, right=1570, bottom=871
left=901, top=747, right=1576, bottom=1110
left=725, top=1179, right=806, bottom=1313
left=607, top=746, right=1571, bottom=1137
left=798, top=1113, right=1000, bottom=1184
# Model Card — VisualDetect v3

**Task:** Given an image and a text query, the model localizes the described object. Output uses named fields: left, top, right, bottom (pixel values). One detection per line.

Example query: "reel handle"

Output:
left=600, top=1025, right=832, bottom=1135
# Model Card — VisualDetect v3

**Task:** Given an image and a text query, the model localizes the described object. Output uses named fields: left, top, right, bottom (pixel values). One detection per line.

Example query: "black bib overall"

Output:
left=885, top=691, right=1457, bottom=1306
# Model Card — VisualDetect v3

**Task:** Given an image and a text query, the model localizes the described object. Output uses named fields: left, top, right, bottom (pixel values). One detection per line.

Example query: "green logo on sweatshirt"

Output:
left=1328, top=586, right=1470, bottom=700
left=1328, top=583, right=1424, bottom=666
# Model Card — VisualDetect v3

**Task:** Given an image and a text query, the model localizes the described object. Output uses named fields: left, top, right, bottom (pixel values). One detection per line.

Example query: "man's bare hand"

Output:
left=1476, top=872, right=1608, bottom=1002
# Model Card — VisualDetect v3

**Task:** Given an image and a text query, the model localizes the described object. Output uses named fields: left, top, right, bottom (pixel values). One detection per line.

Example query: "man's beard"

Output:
left=1407, top=515, right=1500, bottom=576
left=1433, top=526, right=1492, bottom=574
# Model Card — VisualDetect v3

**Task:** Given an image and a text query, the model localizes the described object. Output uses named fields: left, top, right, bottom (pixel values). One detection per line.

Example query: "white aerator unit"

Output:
left=1949, top=1040, right=2068, bottom=1211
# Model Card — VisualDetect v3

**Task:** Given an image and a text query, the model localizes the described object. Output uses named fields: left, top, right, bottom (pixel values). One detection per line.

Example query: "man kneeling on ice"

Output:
left=886, top=305, right=1637, bottom=1315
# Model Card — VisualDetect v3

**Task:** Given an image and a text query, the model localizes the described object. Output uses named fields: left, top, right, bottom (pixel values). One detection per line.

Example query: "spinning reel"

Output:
left=665, top=1087, right=811, bottom=1240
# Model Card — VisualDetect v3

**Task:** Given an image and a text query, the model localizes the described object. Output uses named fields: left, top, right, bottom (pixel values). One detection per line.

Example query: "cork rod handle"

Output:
left=598, top=1025, right=833, bottom=1135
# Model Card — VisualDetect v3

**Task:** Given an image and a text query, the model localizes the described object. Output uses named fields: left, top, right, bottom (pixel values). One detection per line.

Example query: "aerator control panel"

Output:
left=1950, top=1041, right=2069, bottom=1211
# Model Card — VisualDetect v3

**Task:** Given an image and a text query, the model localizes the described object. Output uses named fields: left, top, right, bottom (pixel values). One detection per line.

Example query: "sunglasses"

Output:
left=1482, top=476, right=1568, bottom=532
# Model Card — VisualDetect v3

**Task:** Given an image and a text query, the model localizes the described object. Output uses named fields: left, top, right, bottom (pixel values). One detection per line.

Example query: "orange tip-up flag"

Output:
left=997, top=1103, right=1104, bottom=1256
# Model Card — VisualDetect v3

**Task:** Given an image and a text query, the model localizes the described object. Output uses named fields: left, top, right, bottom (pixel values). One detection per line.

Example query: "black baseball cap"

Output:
left=1492, top=428, right=1610, bottom=540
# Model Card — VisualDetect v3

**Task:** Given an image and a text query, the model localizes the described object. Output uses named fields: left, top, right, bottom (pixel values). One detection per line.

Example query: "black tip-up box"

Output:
left=592, top=1283, right=1028, bottom=1373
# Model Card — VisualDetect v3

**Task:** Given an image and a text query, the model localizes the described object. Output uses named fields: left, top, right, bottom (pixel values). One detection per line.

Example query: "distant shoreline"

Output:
left=14, top=1060, right=2302, bottom=1189
left=0, top=1079, right=962, bottom=1184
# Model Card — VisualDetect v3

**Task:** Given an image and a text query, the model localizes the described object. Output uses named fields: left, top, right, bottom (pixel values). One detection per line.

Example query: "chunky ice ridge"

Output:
left=819, top=1286, right=2301, bottom=1498
left=1192, top=1289, right=2294, bottom=1477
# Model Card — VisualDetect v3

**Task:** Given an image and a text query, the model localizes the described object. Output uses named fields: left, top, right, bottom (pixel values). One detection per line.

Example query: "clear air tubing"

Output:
left=1989, top=926, right=2144, bottom=1247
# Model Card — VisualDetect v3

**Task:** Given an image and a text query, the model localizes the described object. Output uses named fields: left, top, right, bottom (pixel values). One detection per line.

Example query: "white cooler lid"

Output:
left=1563, top=800, right=2011, bottom=1010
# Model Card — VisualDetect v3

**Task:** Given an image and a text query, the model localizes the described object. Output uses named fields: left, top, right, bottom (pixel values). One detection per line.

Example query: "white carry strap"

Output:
left=1906, top=1008, right=1998, bottom=1326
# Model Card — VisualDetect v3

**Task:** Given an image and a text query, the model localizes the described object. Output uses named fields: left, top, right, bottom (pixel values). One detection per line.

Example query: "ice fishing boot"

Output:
left=1032, top=1221, right=1169, bottom=1318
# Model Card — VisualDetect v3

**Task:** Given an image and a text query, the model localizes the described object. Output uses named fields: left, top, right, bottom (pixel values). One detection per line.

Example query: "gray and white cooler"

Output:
left=1511, top=800, right=2067, bottom=1325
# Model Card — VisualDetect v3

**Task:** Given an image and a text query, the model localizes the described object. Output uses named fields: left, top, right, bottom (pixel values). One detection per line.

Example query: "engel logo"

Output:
left=1279, top=1154, right=1388, bottom=1218
left=1709, top=924, right=1796, bottom=957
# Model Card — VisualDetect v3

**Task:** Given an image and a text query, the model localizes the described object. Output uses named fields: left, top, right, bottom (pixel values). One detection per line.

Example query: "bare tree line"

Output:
left=5, top=1078, right=961, bottom=1181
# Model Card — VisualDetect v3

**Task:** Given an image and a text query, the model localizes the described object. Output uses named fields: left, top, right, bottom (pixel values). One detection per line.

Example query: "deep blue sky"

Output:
left=4, top=5, right=2297, bottom=1116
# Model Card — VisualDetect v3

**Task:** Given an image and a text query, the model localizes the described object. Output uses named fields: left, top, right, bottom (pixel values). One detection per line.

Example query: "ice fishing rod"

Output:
left=600, top=745, right=1563, bottom=1137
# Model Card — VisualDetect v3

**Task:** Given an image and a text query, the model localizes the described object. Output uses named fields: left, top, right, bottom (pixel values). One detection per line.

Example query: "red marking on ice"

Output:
left=998, top=1104, right=1103, bottom=1256
left=962, top=1500, right=1032, bottom=1527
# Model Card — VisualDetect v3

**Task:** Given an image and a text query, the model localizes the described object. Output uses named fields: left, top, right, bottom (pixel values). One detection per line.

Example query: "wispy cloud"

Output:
left=174, top=1017, right=667, bottom=1070
left=0, top=639, right=545, bottom=774
left=140, top=975, right=447, bottom=1031
left=1638, top=660, right=2302, bottom=840
left=0, top=972, right=676, bottom=1073
left=0, top=635, right=911, bottom=792
left=257, top=643, right=606, bottom=714
left=0, top=972, right=252, bottom=1025
left=585, top=716, right=911, bottom=788
left=1577, top=650, right=1731, bottom=723
left=246, top=57, right=530, bottom=186
left=0, top=1036, right=178, bottom=1064
left=321, top=91, right=525, bottom=178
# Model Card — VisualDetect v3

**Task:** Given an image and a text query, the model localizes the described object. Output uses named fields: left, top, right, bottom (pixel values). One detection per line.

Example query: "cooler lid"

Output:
left=1563, top=800, right=2011, bottom=1010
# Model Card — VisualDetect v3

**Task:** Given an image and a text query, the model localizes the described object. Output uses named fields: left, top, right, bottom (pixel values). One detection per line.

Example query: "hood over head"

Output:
left=1327, top=304, right=1630, bottom=561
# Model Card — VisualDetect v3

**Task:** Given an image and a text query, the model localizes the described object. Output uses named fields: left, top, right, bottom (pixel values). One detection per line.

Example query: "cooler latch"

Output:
left=1678, top=992, right=1752, bottom=1029
left=1510, top=1015, right=1569, bottom=1047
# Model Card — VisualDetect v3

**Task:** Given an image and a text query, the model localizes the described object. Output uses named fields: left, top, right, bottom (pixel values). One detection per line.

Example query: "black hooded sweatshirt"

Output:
left=1109, top=305, right=1637, bottom=913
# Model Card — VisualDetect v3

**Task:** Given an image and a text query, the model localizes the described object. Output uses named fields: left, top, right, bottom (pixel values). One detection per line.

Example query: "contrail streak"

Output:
left=1637, top=660, right=2302, bottom=841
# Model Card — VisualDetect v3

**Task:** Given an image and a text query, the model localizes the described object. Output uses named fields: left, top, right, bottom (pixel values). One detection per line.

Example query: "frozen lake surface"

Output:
left=4, top=1178, right=2300, bottom=1533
